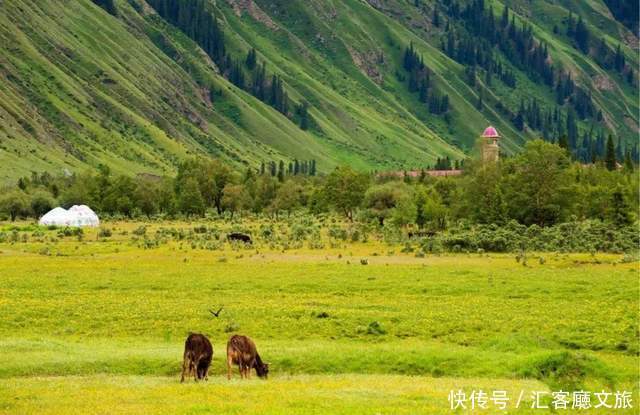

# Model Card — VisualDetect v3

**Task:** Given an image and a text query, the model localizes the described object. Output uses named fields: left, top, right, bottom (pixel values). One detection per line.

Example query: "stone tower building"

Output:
left=481, top=126, right=500, bottom=163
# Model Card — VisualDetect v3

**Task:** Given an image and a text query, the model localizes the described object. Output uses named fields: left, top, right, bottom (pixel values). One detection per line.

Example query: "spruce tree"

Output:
left=566, top=108, right=578, bottom=151
left=277, top=161, right=285, bottom=182
left=574, top=16, right=590, bottom=54
left=298, top=102, right=310, bottom=130
left=246, top=48, right=257, bottom=70
left=610, top=187, right=632, bottom=226
left=624, top=151, right=634, bottom=172
left=614, top=44, right=625, bottom=72
left=558, top=134, right=569, bottom=150
left=605, top=134, right=617, bottom=171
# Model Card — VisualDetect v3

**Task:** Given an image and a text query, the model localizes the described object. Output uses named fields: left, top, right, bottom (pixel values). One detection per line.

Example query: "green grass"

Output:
left=0, top=220, right=637, bottom=413
left=2, top=375, right=554, bottom=415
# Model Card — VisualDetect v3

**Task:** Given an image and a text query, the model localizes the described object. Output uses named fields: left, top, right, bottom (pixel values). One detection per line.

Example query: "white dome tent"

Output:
left=39, top=205, right=100, bottom=227
left=68, top=205, right=100, bottom=227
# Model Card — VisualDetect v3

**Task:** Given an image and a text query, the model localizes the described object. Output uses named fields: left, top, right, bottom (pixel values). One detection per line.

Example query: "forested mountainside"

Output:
left=0, top=0, right=637, bottom=181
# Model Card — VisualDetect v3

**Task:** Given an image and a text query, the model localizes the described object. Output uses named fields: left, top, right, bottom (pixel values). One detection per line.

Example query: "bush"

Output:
left=328, top=226, right=348, bottom=241
left=98, top=228, right=113, bottom=238
left=224, top=322, right=240, bottom=333
left=518, top=351, right=614, bottom=390
left=132, top=225, right=147, bottom=236
left=366, top=321, right=386, bottom=335
left=57, top=227, right=83, bottom=238
left=421, top=220, right=639, bottom=254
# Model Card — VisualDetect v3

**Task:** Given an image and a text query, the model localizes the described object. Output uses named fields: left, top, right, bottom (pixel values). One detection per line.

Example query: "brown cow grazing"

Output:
left=226, top=335, right=269, bottom=380
left=181, top=333, right=213, bottom=383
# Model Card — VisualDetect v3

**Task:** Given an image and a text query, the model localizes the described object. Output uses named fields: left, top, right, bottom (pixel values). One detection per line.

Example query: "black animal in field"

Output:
left=181, top=333, right=213, bottom=382
left=227, top=232, right=252, bottom=244
left=407, top=230, right=436, bottom=238
left=226, top=334, right=269, bottom=380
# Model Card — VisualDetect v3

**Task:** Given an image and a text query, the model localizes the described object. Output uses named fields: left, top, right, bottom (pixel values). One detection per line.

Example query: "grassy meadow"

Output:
left=0, top=220, right=638, bottom=414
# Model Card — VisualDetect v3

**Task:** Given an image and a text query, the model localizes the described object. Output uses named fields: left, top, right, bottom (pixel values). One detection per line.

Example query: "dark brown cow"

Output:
left=227, top=233, right=252, bottom=244
left=226, top=335, right=269, bottom=380
left=181, top=333, right=213, bottom=382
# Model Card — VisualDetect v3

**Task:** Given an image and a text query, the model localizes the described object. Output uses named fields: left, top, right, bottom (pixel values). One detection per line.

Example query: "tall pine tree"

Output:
left=605, top=134, right=617, bottom=171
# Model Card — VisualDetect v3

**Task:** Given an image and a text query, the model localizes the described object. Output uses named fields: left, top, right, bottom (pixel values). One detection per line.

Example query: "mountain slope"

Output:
left=0, top=0, right=636, bottom=182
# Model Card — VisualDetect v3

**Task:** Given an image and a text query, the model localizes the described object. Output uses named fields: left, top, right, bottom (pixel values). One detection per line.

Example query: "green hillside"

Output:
left=0, top=0, right=637, bottom=181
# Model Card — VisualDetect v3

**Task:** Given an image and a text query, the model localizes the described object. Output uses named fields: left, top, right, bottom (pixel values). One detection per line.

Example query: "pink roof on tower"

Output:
left=481, top=126, right=499, bottom=138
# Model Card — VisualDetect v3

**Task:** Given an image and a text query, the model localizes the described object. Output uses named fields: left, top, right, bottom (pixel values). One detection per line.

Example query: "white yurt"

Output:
left=68, top=205, right=100, bottom=227
left=39, top=205, right=100, bottom=227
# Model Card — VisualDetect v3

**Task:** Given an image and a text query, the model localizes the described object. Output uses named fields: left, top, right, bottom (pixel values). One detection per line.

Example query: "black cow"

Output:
left=227, top=232, right=252, bottom=244
left=181, top=333, right=213, bottom=382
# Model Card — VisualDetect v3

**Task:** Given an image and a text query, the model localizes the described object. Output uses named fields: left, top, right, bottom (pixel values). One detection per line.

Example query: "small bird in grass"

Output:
left=209, top=307, right=223, bottom=318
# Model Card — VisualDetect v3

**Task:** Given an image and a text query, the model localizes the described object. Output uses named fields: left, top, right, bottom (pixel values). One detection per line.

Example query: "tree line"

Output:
left=1, top=141, right=636, bottom=232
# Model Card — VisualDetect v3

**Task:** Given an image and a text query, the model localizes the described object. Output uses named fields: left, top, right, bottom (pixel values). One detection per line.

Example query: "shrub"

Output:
left=328, top=226, right=348, bottom=241
left=224, top=322, right=240, bottom=333
left=98, top=228, right=112, bottom=238
left=366, top=321, right=386, bottom=335
left=132, top=225, right=147, bottom=236
left=518, top=351, right=614, bottom=390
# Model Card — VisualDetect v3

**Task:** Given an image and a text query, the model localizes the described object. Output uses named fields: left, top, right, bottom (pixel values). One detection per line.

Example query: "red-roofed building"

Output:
left=481, top=125, right=500, bottom=163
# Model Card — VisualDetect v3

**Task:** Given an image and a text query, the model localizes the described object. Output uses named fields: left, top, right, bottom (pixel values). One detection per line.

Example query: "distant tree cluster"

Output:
left=510, top=98, right=638, bottom=165
left=147, top=0, right=225, bottom=63
left=445, top=1, right=554, bottom=86
left=146, top=1, right=312, bottom=130
left=566, top=12, right=635, bottom=85
left=401, top=43, right=450, bottom=115
left=259, top=159, right=317, bottom=181
left=433, top=156, right=454, bottom=170
left=602, top=0, right=639, bottom=33
left=445, top=32, right=517, bottom=88
left=91, top=0, right=117, bottom=16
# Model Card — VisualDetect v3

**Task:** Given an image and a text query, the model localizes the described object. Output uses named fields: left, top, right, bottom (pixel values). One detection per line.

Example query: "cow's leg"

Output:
left=191, top=361, right=197, bottom=381
left=180, top=355, right=189, bottom=383
left=227, top=355, right=233, bottom=380
left=204, top=365, right=210, bottom=381
left=196, top=360, right=202, bottom=381
left=247, top=360, right=254, bottom=380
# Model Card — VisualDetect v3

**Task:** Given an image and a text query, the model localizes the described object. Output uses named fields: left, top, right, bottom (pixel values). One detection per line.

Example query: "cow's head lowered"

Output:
left=255, top=361, right=270, bottom=378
